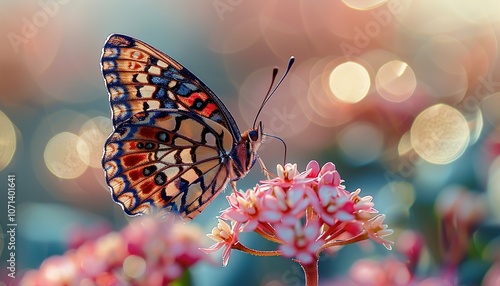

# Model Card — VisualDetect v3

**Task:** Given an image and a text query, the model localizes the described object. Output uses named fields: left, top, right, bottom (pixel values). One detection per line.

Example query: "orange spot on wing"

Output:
left=138, top=127, right=157, bottom=138
left=202, top=103, right=217, bottom=117
left=128, top=61, right=142, bottom=70
left=139, top=180, right=155, bottom=195
left=190, top=92, right=209, bottom=101
left=128, top=169, right=142, bottom=181
left=178, top=92, right=219, bottom=118
left=122, top=154, right=147, bottom=167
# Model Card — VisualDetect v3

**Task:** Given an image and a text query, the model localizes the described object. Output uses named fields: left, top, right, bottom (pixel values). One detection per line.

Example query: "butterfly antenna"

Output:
left=252, top=56, right=295, bottom=129
left=263, top=132, right=288, bottom=165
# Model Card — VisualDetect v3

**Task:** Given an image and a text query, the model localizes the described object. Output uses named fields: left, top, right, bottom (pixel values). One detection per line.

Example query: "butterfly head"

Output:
left=231, top=121, right=264, bottom=177
left=247, top=120, right=264, bottom=151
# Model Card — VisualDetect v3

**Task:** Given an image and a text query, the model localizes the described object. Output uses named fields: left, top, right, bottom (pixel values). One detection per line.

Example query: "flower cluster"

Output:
left=21, top=217, right=205, bottom=286
left=204, top=161, right=393, bottom=267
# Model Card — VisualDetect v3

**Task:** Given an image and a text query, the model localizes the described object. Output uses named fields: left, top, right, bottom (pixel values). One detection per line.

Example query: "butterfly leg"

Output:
left=257, top=157, right=274, bottom=180
left=230, top=181, right=239, bottom=194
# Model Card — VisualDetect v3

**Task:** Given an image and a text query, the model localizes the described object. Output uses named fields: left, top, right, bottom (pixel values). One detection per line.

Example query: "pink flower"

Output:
left=202, top=219, right=241, bottom=267
left=259, top=183, right=311, bottom=226
left=305, top=160, right=320, bottom=178
left=350, top=188, right=376, bottom=214
left=205, top=160, right=394, bottom=268
left=220, top=187, right=262, bottom=232
left=263, top=163, right=317, bottom=190
left=363, top=214, right=394, bottom=250
left=20, top=216, right=205, bottom=285
left=348, top=258, right=412, bottom=286
left=276, top=221, right=325, bottom=264
left=483, top=261, right=500, bottom=286
left=66, top=222, right=112, bottom=249
left=315, top=183, right=356, bottom=225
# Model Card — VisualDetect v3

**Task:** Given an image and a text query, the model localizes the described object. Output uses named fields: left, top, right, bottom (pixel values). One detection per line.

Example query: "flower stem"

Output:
left=232, top=242, right=281, bottom=257
left=300, top=259, right=319, bottom=286
left=255, top=224, right=282, bottom=244
left=319, top=232, right=369, bottom=252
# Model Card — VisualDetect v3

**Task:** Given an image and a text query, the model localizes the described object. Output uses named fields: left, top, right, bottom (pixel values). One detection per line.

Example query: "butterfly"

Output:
left=101, top=34, right=266, bottom=220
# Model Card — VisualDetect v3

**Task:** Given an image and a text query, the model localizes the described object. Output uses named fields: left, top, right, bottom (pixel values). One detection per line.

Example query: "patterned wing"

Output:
left=103, top=109, right=235, bottom=219
left=101, top=34, right=241, bottom=141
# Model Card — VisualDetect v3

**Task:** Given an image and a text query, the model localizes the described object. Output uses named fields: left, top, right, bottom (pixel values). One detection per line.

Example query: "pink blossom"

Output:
left=205, top=160, right=394, bottom=268
left=315, top=183, right=356, bottom=225
left=305, top=160, right=320, bottom=178
left=363, top=214, right=394, bottom=250
left=220, top=187, right=262, bottom=232
left=202, top=219, right=241, bottom=267
left=66, top=222, right=112, bottom=250
left=20, top=216, right=205, bottom=285
left=263, top=163, right=317, bottom=190
left=483, top=261, right=500, bottom=286
left=348, top=258, right=412, bottom=286
left=276, top=221, right=325, bottom=264
left=259, top=183, right=311, bottom=226
left=350, top=188, right=376, bottom=214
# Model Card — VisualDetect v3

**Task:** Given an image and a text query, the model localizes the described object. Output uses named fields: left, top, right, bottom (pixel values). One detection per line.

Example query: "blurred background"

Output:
left=1, top=0, right=500, bottom=285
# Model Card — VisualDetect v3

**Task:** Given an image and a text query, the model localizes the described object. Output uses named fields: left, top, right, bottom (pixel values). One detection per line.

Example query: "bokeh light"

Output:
left=411, top=104, right=469, bottom=164
left=397, top=131, right=412, bottom=156
left=338, top=121, right=384, bottom=165
left=79, top=116, right=112, bottom=168
left=376, top=60, right=416, bottom=102
left=44, top=132, right=89, bottom=179
left=464, top=107, right=484, bottom=145
left=377, top=181, right=415, bottom=218
left=412, top=36, right=469, bottom=102
left=341, top=0, right=387, bottom=11
left=0, top=110, right=16, bottom=171
left=123, top=255, right=147, bottom=279
left=329, top=61, right=370, bottom=103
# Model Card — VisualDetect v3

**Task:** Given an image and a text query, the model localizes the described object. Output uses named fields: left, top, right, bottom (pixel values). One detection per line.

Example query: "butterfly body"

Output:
left=101, top=34, right=262, bottom=219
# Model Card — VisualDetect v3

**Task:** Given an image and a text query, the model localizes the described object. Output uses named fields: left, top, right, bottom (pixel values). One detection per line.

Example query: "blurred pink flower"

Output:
left=396, top=230, right=424, bottom=271
left=348, top=258, right=412, bottom=286
left=20, top=216, right=205, bottom=286
left=483, top=261, right=500, bottom=286
left=66, top=222, right=112, bottom=250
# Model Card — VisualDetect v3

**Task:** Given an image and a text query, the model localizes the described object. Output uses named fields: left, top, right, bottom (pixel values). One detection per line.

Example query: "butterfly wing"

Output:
left=101, top=34, right=242, bottom=142
left=101, top=34, right=249, bottom=219
left=103, top=109, right=235, bottom=219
